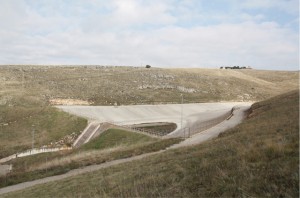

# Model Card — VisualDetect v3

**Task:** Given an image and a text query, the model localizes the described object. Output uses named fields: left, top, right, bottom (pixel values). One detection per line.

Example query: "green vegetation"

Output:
left=0, top=65, right=298, bottom=196
left=0, top=65, right=297, bottom=157
left=0, top=95, right=87, bottom=158
left=0, top=66, right=298, bottom=106
left=0, top=129, right=181, bottom=188
left=3, top=90, right=298, bottom=197
left=81, top=128, right=158, bottom=150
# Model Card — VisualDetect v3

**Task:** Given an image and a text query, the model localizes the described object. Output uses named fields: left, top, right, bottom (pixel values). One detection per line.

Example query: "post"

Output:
left=32, top=125, right=35, bottom=150
left=181, top=94, right=183, bottom=129
left=46, top=156, right=48, bottom=173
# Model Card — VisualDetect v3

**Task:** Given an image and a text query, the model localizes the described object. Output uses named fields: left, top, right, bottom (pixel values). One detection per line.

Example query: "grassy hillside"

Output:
left=80, top=128, right=158, bottom=150
left=1, top=65, right=296, bottom=158
left=0, top=129, right=180, bottom=188
left=0, top=94, right=87, bottom=158
left=0, top=66, right=298, bottom=106
left=3, top=90, right=298, bottom=197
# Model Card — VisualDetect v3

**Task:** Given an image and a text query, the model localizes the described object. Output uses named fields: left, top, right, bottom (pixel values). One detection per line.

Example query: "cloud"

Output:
left=112, top=0, right=176, bottom=25
left=139, top=22, right=298, bottom=68
left=80, top=0, right=176, bottom=32
left=240, top=0, right=299, bottom=15
left=0, top=0, right=298, bottom=70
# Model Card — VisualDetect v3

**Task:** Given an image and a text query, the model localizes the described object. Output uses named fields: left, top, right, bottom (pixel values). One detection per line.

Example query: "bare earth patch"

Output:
left=49, top=99, right=92, bottom=105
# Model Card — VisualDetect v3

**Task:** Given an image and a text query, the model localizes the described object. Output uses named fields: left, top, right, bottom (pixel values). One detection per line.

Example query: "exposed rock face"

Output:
left=138, top=84, right=197, bottom=93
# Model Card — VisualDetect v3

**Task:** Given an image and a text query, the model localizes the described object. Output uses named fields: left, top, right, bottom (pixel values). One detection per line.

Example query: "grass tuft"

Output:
left=80, top=128, right=158, bottom=151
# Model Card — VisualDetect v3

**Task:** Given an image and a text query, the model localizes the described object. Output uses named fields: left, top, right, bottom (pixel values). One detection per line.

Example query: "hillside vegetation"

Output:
left=1, top=65, right=297, bottom=158
left=0, top=66, right=298, bottom=105
left=0, top=129, right=180, bottom=188
left=0, top=95, right=87, bottom=158
left=3, top=90, right=298, bottom=197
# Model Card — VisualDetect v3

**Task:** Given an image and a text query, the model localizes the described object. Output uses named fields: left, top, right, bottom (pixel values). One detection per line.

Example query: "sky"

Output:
left=0, top=0, right=299, bottom=70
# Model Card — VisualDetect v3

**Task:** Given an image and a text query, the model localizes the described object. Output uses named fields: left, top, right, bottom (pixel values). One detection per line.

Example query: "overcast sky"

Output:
left=0, top=0, right=299, bottom=70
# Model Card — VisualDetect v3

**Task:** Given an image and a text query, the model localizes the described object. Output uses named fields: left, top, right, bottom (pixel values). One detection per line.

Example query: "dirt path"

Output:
left=0, top=104, right=251, bottom=196
left=0, top=151, right=162, bottom=196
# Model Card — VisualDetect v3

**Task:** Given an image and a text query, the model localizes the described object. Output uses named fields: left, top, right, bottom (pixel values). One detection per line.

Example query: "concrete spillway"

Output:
left=56, top=102, right=252, bottom=137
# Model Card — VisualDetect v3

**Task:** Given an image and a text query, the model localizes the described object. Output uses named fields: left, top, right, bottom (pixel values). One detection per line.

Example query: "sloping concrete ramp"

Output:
left=73, top=122, right=101, bottom=148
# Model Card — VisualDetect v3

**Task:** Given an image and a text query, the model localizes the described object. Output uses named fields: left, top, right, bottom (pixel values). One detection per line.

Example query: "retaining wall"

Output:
left=174, top=108, right=233, bottom=138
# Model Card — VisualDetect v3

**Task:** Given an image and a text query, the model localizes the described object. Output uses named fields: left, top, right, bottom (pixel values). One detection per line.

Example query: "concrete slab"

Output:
left=56, top=102, right=252, bottom=134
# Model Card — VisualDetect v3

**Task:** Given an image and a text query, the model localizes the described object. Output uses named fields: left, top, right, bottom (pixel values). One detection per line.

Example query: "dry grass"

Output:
left=0, top=95, right=87, bottom=158
left=1, top=65, right=297, bottom=158
left=0, top=129, right=181, bottom=188
left=30, top=146, right=126, bottom=171
left=0, top=65, right=298, bottom=196
left=3, top=90, right=298, bottom=197
left=0, top=66, right=298, bottom=105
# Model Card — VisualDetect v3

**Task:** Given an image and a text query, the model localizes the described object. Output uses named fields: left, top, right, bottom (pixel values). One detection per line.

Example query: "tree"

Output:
left=146, top=65, right=151, bottom=68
